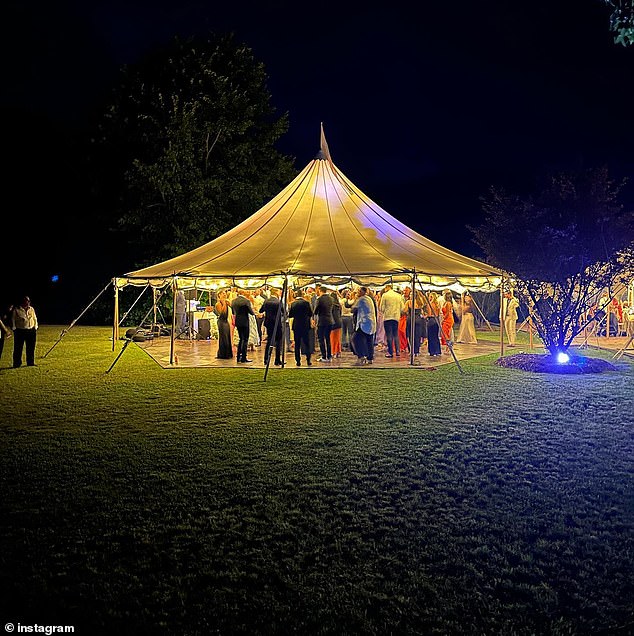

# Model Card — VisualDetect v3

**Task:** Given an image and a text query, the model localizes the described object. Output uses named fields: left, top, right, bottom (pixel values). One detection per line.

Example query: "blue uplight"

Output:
left=51, top=274, right=59, bottom=283
left=557, top=352, right=570, bottom=364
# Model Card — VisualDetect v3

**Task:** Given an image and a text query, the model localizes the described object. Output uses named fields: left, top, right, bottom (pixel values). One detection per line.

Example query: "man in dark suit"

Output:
left=289, top=291, right=313, bottom=366
left=314, top=285, right=334, bottom=362
left=259, top=288, right=284, bottom=366
left=231, top=290, right=255, bottom=363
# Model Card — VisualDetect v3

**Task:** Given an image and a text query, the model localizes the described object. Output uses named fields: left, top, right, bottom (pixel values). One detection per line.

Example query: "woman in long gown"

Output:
left=426, top=292, right=442, bottom=356
left=457, top=292, right=478, bottom=344
left=440, top=290, right=455, bottom=354
left=374, top=292, right=385, bottom=350
left=247, top=293, right=260, bottom=350
left=398, top=306, right=409, bottom=353
left=214, top=290, right=233, bottom=359
left=405, top=290, right=426, bottom=356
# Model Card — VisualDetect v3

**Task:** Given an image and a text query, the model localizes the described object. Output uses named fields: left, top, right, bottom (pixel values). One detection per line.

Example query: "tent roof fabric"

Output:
left=123, top=133, right=501, bottom=289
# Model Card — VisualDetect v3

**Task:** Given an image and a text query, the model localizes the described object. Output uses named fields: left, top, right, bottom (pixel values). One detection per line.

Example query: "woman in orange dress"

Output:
left=398, top=287, right=410, bottom=353
left=440, top=290, right=455, bottom=353
left=329, top=291, right=343, bottom=358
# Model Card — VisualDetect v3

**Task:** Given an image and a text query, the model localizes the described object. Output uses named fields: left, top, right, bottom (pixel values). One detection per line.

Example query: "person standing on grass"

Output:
left=500, top=290, right=520, bottom=347
left=12, top=295, right=38, bottom=368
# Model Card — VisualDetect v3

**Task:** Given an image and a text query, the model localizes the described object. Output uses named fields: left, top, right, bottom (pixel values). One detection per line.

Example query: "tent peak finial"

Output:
left=316, top=121, right=332, bottom=161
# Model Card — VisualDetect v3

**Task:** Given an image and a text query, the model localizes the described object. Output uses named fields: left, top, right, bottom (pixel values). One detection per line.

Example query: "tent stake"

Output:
left=113, top=281, right=119, bottom=351
left=170, top=278, right=177, bottom=365
left=469, top=293, right=494, bottom=331
left=500, top=276, right=505, bottom=358
left=409, top=270, right=416, bottom=366
left=106, top=337, right=133, bottom=374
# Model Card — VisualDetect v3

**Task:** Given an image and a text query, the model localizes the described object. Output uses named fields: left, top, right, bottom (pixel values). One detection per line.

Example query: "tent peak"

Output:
left=316, top=121, right=332, bottom=161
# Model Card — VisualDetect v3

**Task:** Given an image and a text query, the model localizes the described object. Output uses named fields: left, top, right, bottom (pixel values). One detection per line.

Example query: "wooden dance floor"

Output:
left=134, top=336, right=501, bottom=370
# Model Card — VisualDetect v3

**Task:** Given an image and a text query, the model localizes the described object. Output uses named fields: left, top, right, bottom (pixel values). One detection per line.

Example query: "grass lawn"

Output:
left=1, top=326, right=632, bottom=635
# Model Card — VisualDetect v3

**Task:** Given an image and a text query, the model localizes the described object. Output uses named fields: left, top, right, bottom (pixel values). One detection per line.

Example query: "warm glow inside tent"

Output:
left=109, top=126, right=504, bottom=366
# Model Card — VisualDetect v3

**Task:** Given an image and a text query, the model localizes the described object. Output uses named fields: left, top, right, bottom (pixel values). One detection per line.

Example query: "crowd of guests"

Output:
left=585, top=292, right=634, bottom=337
left=205, top=283, right=481, bottom=366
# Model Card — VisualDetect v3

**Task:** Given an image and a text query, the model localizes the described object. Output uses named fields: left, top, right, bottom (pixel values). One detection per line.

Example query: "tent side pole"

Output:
left=113, top=281, right=119, bottom=351
left=153, top=287, right=158, bottom=331
left=170, top=278, right=177, bottom=365
left=500, top=276, right=505, bottom=357
left=281, top=275, right=289, bottom=368
left=409, top=270, right=416, bottom=366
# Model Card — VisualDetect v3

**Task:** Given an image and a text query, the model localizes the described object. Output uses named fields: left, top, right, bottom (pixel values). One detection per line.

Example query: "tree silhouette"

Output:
left=603, top=1, right=634, bottom=46
left=470, top=166, right=634, bottom=355
left=91, top=32, right=297, bottom=269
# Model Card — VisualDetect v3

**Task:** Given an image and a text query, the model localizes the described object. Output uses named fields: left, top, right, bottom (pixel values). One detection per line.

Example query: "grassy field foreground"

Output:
left=1, top=326, right=633, bottom=635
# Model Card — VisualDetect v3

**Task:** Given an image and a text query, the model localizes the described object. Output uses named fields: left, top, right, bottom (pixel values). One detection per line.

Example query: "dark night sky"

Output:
left=3, top=0, right=633, bottom=321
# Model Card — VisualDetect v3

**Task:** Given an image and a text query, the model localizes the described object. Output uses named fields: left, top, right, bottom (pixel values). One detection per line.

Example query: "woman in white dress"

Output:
left=457, top=291, right=478, bottom=344
left=247, top=292, right=261, bottom=350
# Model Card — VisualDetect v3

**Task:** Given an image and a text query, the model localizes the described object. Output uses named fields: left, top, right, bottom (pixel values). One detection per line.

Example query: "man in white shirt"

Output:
left=379, top=284, right=404, bottom=357
left=12, top=295, right=38, bottom=367
left=340, top=289, right=354, bottom=350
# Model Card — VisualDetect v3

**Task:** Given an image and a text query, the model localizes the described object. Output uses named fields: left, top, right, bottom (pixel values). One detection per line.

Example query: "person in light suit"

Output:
left=500, top=290, right=520, bottom=346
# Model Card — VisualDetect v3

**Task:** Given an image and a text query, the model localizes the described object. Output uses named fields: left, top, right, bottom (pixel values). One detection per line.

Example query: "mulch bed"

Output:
left=495, top=352, right=618, bottom=374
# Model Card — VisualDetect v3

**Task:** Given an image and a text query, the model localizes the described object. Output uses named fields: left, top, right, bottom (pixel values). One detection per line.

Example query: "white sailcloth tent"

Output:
left=118, top=127, right=500, bottom=286
left=112, top=125, right=504, bottom=364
